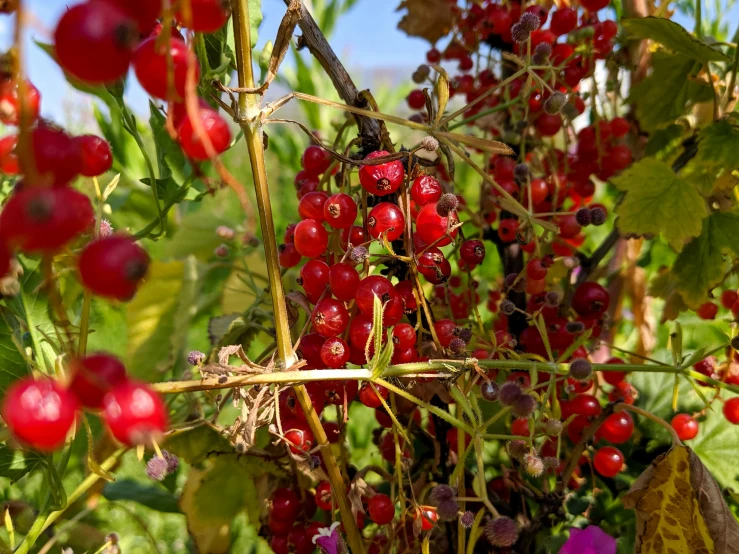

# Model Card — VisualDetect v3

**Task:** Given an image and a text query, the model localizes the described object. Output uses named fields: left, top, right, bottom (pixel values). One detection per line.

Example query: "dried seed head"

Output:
left=455, top=327, right=473, bottom=343
left=498, top=381, right=522, bottom=406
left=420, top=135, right=439, bottom=152
left=569, top=358, right=593, bottom=380
left=350, top=245, right=369, bottom=263
left=513, top=163, right=531, bottom=183
left=481, top=381, right=499, bottom=402
left=510, top=23, right=530, bottom=43
left=545, top=419, right=562, bottom=436
left=187, top=350, right=206, bottom=366
left=533, top=42, right=551, bottom=62
left=575, top=207, right=592, bottom=227
left=504, top=273, right=518, bottom=290
left=449, top=337, right=467, bottom=354
left=162, top=450, right=179, bottom=473
left=214, top=244, right=229, bottom=258
left=413, top=64, right=431, bottom=83
left=512, top=394, right=537, bottom=418
left=437, top=499, right=461, bottom=521
left=523, top=453, right=544, bottom=477
left=519, top=11, right=541, bottom=31
left=146, top=456, right=168, bottom=481
left=485, top=516, right=520, bottom=547
left=563, top=256, right=580, bottom=269
left=566, top=321, right=585, bottom=334
left=543, top=456, right=560, bottom=469
left=99, top=218, right=113, bottom=237
left=590, top=206, right=607, bottom=226
left=507, top=439, right=528, bottom=460
left=216, top=225, right=236, bottom=239
left=459, top=511, right=475, bottom=529
left=436, top=193, right=459, bottom=217
left=500, top=299, right=516, bottom=315
left=545, top=291, right=560, bottom=307
left=430, top=484, right=456, bottom=503
left=544, top=92, right=568, bottom=115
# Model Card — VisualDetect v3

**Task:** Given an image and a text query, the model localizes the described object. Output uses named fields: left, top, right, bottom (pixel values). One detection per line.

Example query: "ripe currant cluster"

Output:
left=2, top=353, right=166, bottom=451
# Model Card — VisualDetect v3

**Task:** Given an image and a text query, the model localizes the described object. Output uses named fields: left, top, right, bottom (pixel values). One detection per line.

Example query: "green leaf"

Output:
left=46, top=460, right=67, bottom=511
left=148, top=101, right=189, bottom=185
left=0, top=314, right=28, bottom=396
left=622, top=17, right=731, bottom=62
left=248, top=0, right=262, bottom=48
left=0, top=446, right=45, bottom=482
left=103, top=479, right=181, bottom=513
left=628, top=52, right=714, bottom=132
left=691, top=399, right=739, bottom=488
left=612, top=159, right=707, bottom=251
left=163, top=422, right=235, bottom=465
left=644, top=123, right=686, bottom=160
left=694, top=117, right=739, bottom=173
left=673, top=212, right=739, bottom=307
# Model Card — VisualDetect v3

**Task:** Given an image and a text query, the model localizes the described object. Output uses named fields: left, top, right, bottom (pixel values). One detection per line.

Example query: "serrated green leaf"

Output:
left=691, top=395, right=739, bottom=488
left=644, top=123, right=686, bottom=160
left=628, top=52, right=714, bottom=132
left=148, top=101, right=189, bottom=185
left=673, top=212, right=739, bottom=307
left=693, top=117, right=739, bottom=173
left=248, top=0, right=262, bottom=48
left=612, top=158, right=707, bottom=250
left=163, top=422, right=235, bottom=465
left=0, top=446, right=45, bottom=483
left=622, top=17, right=731, bottom=62
left=0, top=314, right=27, bottom=397
left=103, top=479, right=181, bottom=513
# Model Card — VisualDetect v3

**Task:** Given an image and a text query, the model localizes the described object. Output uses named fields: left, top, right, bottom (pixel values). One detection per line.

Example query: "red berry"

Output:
left=0, top=187, right=94, bottom=253
left=418, top=247, right=450, bottom=285
left=599, top=412, right=634, bottom=444
left=460, top=239, right=485, bottom=266
left=177, top=107, right=231, bottom=160
left=368, top=202, right=405, bottom=242
left=78, top=236, right=150, bottom=301
left=602, top=357, right=627, bottom=385
left=572, top=282, right=610, bottom=316
left=550, top=8, right=577, bottom=35
left=610, top=117, right=629, bottom=137
left=410, top=175, right=443, bottom=206
left=315, top=481, right=332, bottom=511
left=498, top=218, right=520, bottom=242
left=358, top=151, right=404, bottom=196
left=271, top=535, right=289, bottom=554
left=293, top=219, right=328, bottom=258
left=580, top=0, right=610, bottom=11
left=355, top=276, right=404, bottom=326
left=24, top=124, right=81, bottom=186
left=416, top=202, right=459, bottom=247
left=721, top=290, right=739, bottom=309
left=69, top=353, right=128, bottom=409
left=1, top=377, right=79, bottom=451
left=301, top=145, right=332, bottom=175
left=571, top=394, right=601, bottom=416
left=433, top=319, right=456, bottom=347
left=593, top=446, right=624, bottom=477
left=340, top=225, right=367, bottom=249
left=0, top=80, right=41, bottom=125
left=298, top=191, right=329, bottom=221
left=368, top=494, right=395, bottom=525
left=348, top=313, right=376, bottom=348
left=0, top=135, right=19, bottom=174
left=359, top=382, right=388, bottom=408
left=697, top=302, right=718, bottom=320
left=535, top=113, right=562, bottom=137
left=312, top=298, right=349, bottom=337
left=279, top=243, right=301, bottom=268
left=54, top=1, right=136, bottom=84
left=176, top=0, right=231, bottom=32
left=107, top=0, right=162, bottom=34
left=299, top=259, right=329, bottom=297
left=393, top=324, right=416, bottom=349
left=320, top=336, right=350, bottom=368
left=526, top=258, right=548, bottom=280
left=134, top=36, right=197, bottom=100
left=426, top=48, right=441, bottom=63
left=74, top=135, right=113, bottom=177
left=416, top=507, right=438, bottom=531
left=671, top=413, right=699, bottom=440
left=723, top=397, right=739, bottom=424
left=283, top=419, right=314, bottom=454
left=103, top=380, right=167, bottom=445
left=407, top=89, right=426, bottom=110
left=329, top=262, right=360, bottom=302
left=324, top=193, right=358, bottom=229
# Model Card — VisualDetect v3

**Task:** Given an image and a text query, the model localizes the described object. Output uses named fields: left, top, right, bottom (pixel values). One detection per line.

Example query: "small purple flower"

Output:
left=560, top=526, right=617, bottom=554
left=312, top=522, right=346, bottom=554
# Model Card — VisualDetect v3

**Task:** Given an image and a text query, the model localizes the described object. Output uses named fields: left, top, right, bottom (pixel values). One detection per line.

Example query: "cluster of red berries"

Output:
left=53, top=0, right=232, bottom=161
left=1, top=353, right=167, bottom=451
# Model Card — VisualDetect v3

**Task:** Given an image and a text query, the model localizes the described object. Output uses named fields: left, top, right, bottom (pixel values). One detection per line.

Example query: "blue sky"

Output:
left=0, top=0, right=731, bottom=123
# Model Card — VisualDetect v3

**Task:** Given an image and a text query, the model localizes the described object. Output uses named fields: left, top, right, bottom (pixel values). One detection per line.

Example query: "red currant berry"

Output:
left=74, top=135, right=113, bottom=177
left=593, top=446, right=624, bottom=477
left=54, top=1, right=137, bottom=84
left=176, top=0, right=231, bottom=32
left=133, top=36, right=197, bottom=100
left=107, top=0, right=162, bottom=34
left=312, top=298, right=349, bottom=337
left=571, top=394, right=601, bottom=417
left=535, top=113, right=562, bottom=137
left=293, top=219, right=328, bottom=258
left=271, top=536, right=289, bottom=554
left=550, top=7, right=577, bottom=35
left=24, top=124, right=81, bottom=186
left=301, top=145, right=332, bottom=175
left=359, top=382, right=388, bottom=408
left=103, top=380, right=167, bottom=445
left=315, top=481, right=332, bottom=511
left=498, top=218, right=520, bottom=242
left=0, top=80, right=40, bottom=125
left=723, top=397, right=739, bottom=424
left=0, top=187, right=94, bottom=253
left=610, top=117, right=629, bottom=137
left=283, top=419, right=314, bottom=454
left=416, top=507, right=438, bottom=531
left=407, top=89, right=426, bottom=110
left=177, top=107, right=231, bottom=160
left=78, top=236, right=150, bottom=301
left=320, top=336, right=350, bottom=368
left=368, top=202, right=405, bottom=242
left=721, top=290, right=739, bottom=309
left=358, top=151, right=404, bottom=196
left=355, top=276, right=404, bottom=326
left=418, top=247, right=451, bottom=284
left=349, top=313, right=377, bottom=348
left=416, top=202, right=459, bottom=247
left=393, top=324, right=416, bottom=349
left=580, top=0, right=610, bottom=11
left=602, top=357, right=627, bottom=385
left=599, top=412, right=634, bottom=444
left=671, top=413, right=699, bottom=440
left=69, top=353, right=128, bottom=409
left=299, top=259, right=329, bottom=297
left=329, top=262, right=360, bottom=302
left=324, top=193, right=358, bottom=229
left=697, top=302, right=718, bottom=320
left=460, top=239, right=485, bottom=266
left=433, top=319, right=456, bottom=347
left=410, top=174, right=442, bottom=206
left=279, top=243, right=301, bottom=268
left=526, top=258, right=548, bottom=280
left=340, top=225, right=367, bottom=249
left=572, top=282, right=610, bottom=316
left=1, top=377, right=79, bottom=451
left=426, top=48, right=441, bottom=63
left=0, top=135, right=19, bottom=174
left=298, top=191, right=329, bottom=221
left=368, top=494, right=395, bottom=525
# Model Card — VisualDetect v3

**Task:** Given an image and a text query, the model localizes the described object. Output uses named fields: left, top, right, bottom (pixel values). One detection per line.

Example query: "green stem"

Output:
left=695, top=0, right=702, bottom=37
left=448, top=98, right=521, bottom=130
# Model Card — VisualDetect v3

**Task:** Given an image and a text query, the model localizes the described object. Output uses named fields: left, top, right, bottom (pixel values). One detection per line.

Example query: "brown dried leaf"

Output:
left=622, top=445, right=739, bottom=554
left=434, top=131, right=514, bottom=155
left=397, top=0, right=455, bottom=43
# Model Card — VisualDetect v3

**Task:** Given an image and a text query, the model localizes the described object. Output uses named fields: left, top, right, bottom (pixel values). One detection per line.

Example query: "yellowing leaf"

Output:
left=612, top=158, right=707, bottom=251
left=673, top=212, right=739, bottom=308
left=396, top=0, right=454, bottom=43
left=432, top=65, right=449, bottom=127
left=622, top=445, right=739, bottom=554
left=622, top=17, right=731, bottom=63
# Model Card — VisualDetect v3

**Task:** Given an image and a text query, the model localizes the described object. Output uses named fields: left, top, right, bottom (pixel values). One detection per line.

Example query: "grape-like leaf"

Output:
left=622, top=17, right=731, bottom=63
left=397, top=0, right=455, bottom=43
left=612, top=158, right=707, bottom=251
